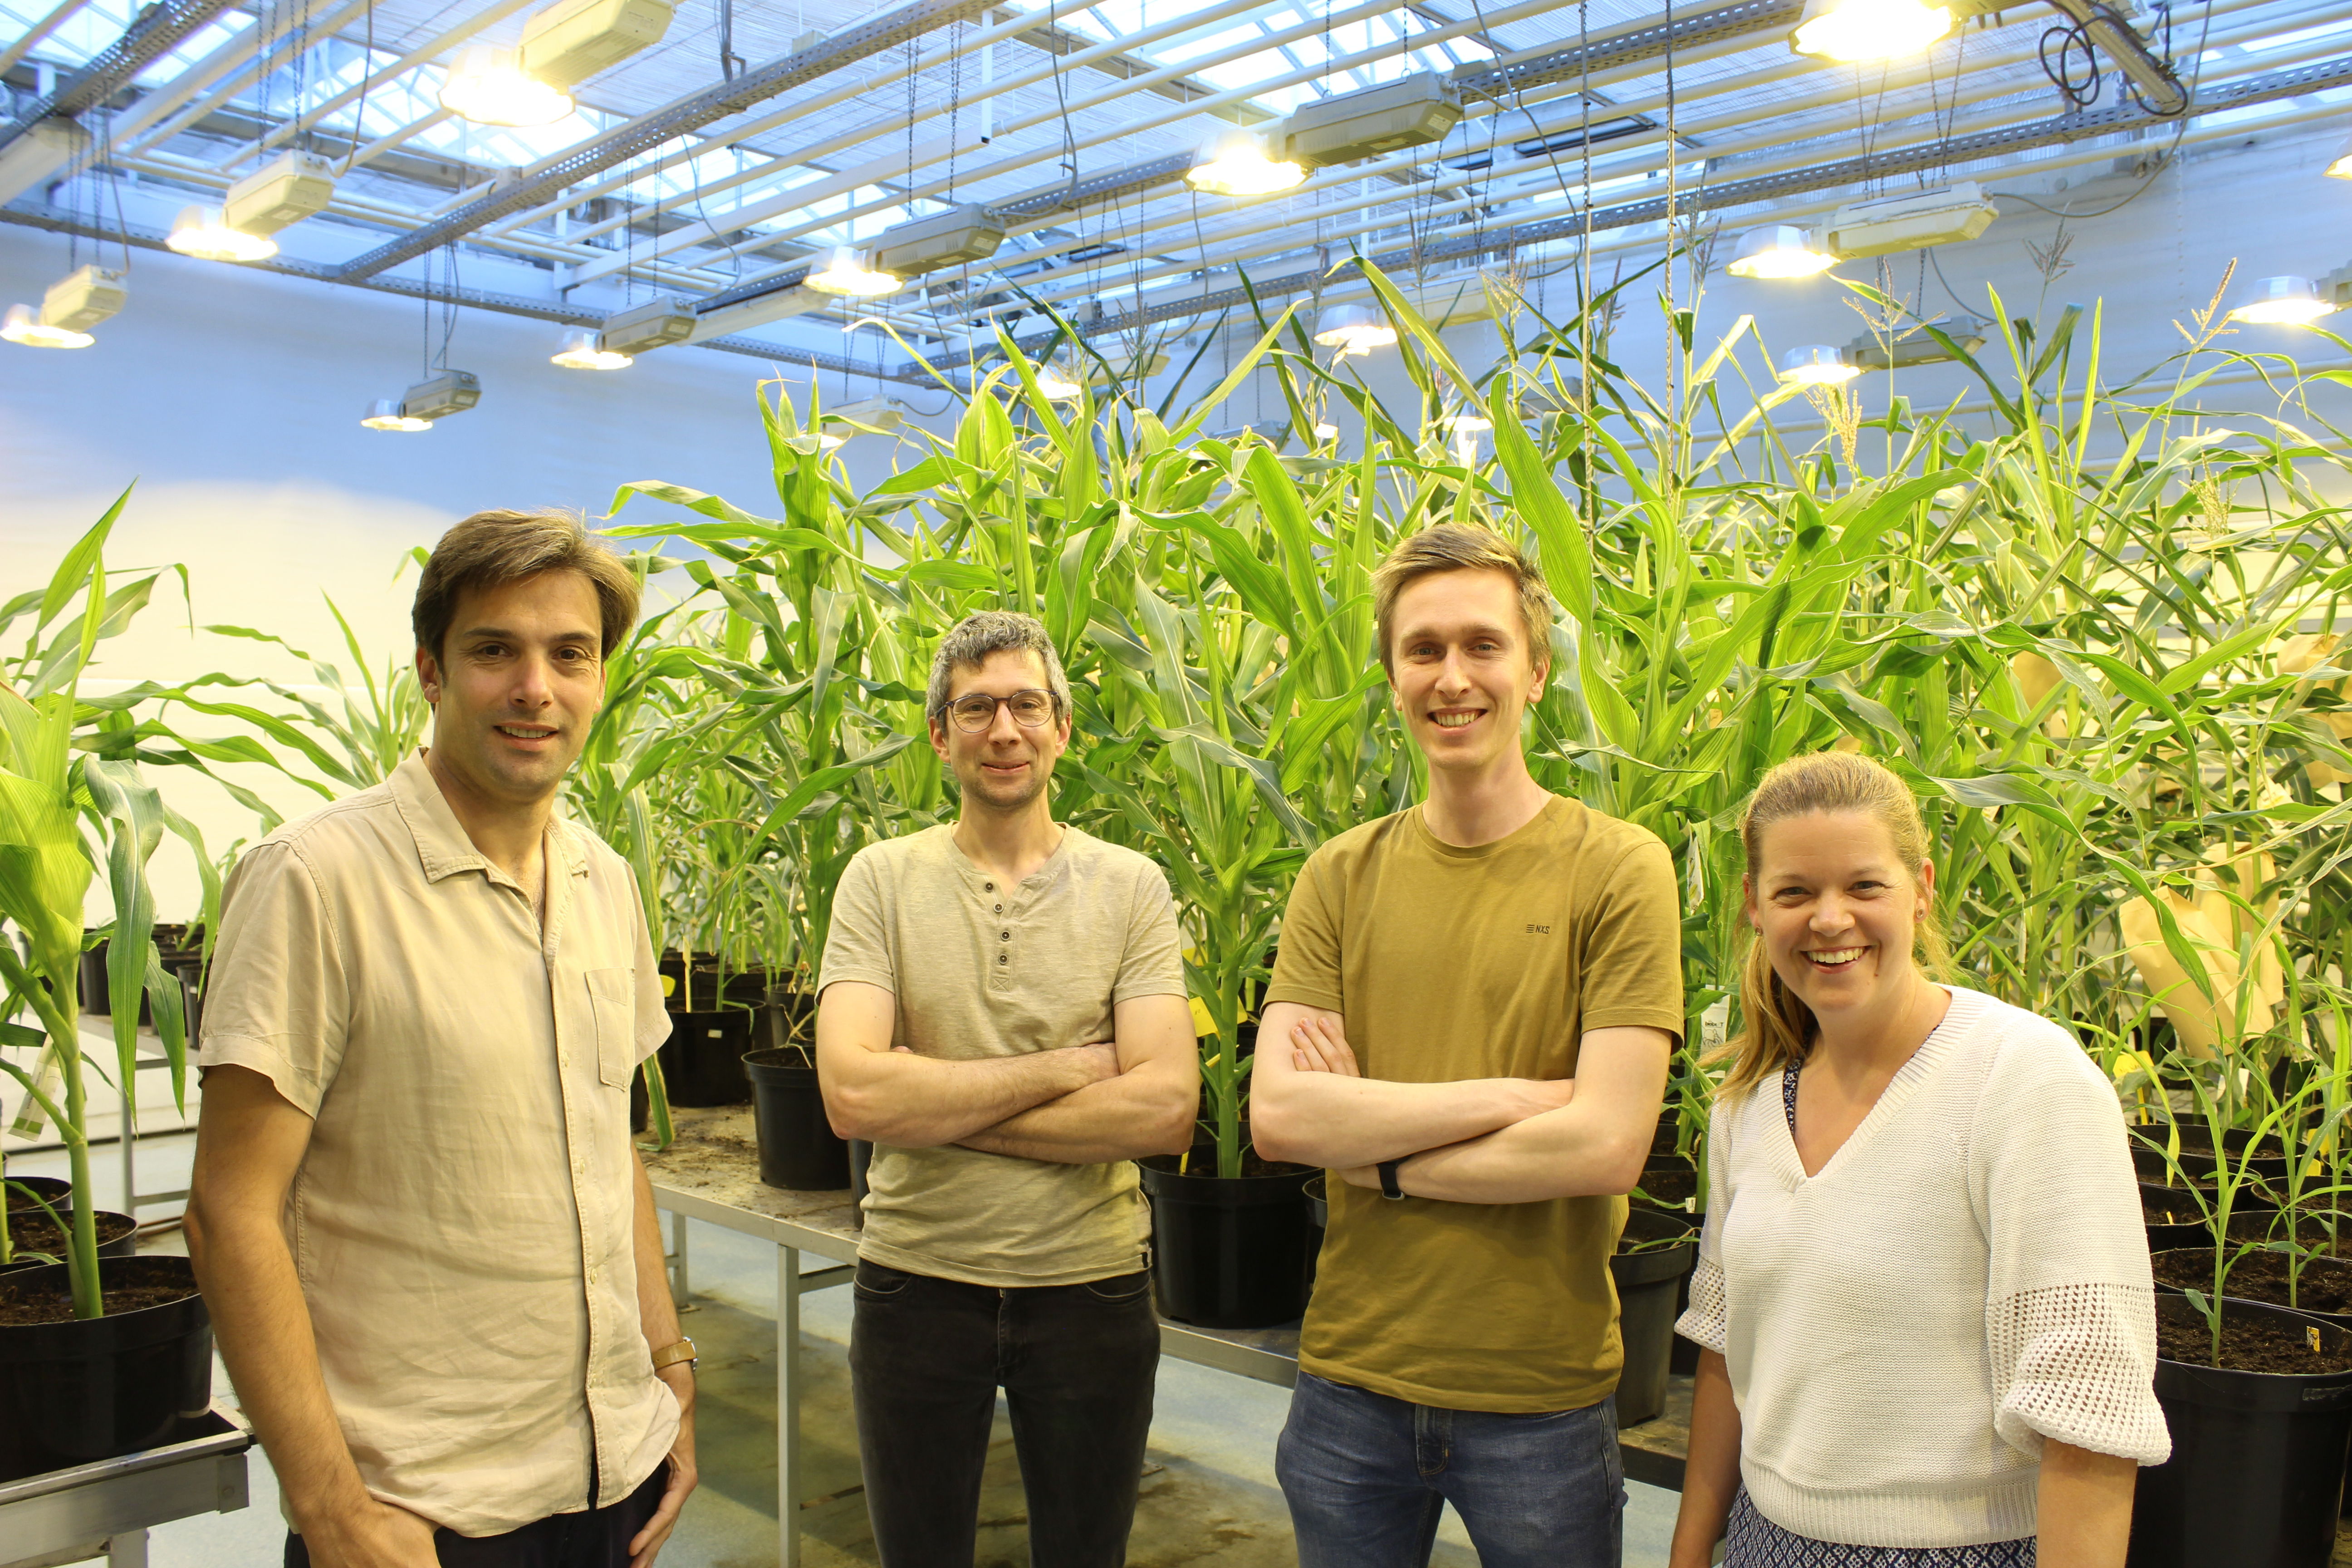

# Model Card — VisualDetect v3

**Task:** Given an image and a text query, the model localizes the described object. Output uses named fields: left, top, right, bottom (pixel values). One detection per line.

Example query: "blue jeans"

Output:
left=1276, top=1370, right=1625, bottom=1568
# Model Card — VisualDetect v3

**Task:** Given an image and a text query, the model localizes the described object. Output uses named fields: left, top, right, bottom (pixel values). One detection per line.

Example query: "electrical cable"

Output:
left=336, top=0, right=376, bottom=178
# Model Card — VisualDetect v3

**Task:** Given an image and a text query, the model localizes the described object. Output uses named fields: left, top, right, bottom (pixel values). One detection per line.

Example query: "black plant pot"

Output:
left=1138, top=1151, right=1315, bottom=1330
left=1613, top=1208, right=1698, bottom=1427
left=1633, top=1155, right=1701, bottom=1214
left=0, top=1256, right=212, bottom=1482
left=2127, top=1294, right=2352, bottom=1568
left=2152, top=1250, right=2352, bottom=1332
left=657, top=1008, right=759, bottom=1107
left=3, top=1176, right=72, bottom=1212
left=76, top=929, right=196, bottom=1027
left=2134, top=1128, right=2290, bottom=1186
left=1648, top=1110, right=1683, bottom=1162
left=744, top=1050, right=850, bottom=1191
left=0, top=1210, right=140, bottom=1277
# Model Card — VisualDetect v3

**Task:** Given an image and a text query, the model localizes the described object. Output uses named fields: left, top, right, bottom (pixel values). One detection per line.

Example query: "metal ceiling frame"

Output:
left=332, top=0, right=1007, bottom=279
left=0, top=0, right=243, bottom=151
left=938, top=50, right=2352, bottom=368
left=0, top=0, right=2333, bottom=381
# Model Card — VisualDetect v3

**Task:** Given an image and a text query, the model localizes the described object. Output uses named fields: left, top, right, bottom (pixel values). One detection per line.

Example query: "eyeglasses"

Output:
left=946, top=689, right=1060, bottom=733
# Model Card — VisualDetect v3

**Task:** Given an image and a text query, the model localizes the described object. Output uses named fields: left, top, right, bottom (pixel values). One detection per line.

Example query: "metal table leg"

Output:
left=668, top=1210, right=691, bottom=1306
left=107, top=1526, right=148, bottom=1566
left=777, top=1245, right=801, bottom=1568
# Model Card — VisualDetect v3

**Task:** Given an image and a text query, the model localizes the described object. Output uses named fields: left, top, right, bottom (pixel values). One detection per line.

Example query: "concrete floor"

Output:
left=10, top=1124, right=1683, bottom=1566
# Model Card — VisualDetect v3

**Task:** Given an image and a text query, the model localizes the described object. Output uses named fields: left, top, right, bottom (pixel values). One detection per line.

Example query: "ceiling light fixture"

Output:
left=1777, top=344, right=1861, bottom=385
left=166, top=204, right=277, bottom=262
left=1825, top=182, right=1998, bottom=257
left=1312, top=303, right=1397, bottom=355
left=519, top=0, right=677, bottom=89
left=224, top=151, right=336, bottom=237
left=871, top=203, right=1006, bottom=277
left=30, top=265, right=128, bottom=341
left=804, top=244, right=903, bottom=298
left=1844, top=313, right=1992, bottom=368
left=551, top=328, right=632, bottom=368
left=2328, top=138, right=2352, bottom=181
left=1278, top=73, right=1463, bottom=168
left=2227, top=275, right=2338, bottom=326
left=1, top=303, right=93, bottom=348
left=1185, top=132, right=1308, bottom=198
left=361, top=398, right=432, bottom=431
left=599, top=295, right=698, bottom=356
left=1313, top=421, right=1339, bottom=441
left=1439, top=411, right=1494, bottom=434
left=821, top=396, right=908, bottom=441
left=1727, top=224, right=1837, bottom=279
left=401, top=369, right=483, bottom=419
left=1788, top=0, right=1953, bottom=62
left=439, top=45, right=574, bottom=127
left=1032, top=368, right=1084, bottom=401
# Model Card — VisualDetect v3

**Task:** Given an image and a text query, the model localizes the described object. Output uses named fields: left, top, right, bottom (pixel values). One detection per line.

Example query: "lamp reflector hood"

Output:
left=1727, top=224, right=1836, bottom=279
left=167, top=204, right=277, bottom=262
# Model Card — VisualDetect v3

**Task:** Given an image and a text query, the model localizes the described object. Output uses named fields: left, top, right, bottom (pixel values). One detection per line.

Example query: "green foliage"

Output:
left=0, top=487, right=214, bottom=1316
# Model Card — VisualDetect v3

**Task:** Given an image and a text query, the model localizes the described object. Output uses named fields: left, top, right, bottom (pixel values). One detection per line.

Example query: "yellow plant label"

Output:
left=1189, top=996, right=1216, bottom=1037
left=2311, top=1326, right=2324, bottom=1354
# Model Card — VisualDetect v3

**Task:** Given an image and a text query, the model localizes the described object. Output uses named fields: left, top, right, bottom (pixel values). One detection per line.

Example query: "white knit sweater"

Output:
left=1676, top=985, right=2171, bottom=1548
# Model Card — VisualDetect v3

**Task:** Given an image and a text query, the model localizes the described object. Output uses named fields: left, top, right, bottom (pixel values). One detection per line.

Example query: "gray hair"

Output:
left=925, top=611, right=1072, bottom=724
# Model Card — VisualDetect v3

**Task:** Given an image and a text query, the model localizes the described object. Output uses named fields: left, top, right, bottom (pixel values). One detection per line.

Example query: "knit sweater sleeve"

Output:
left=1674, top=1089, right=1734, bottom=1355
left=1973, top=1014, right=2172, bottom=1466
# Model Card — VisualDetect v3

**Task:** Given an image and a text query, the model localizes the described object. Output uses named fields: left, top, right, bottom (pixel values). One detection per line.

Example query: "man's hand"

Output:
left=628, top=1366, right=699, bottom=1568
left=1290, top=1016, right=1361, bottom=1077
left=301, top=1497, right=439, bottom=1567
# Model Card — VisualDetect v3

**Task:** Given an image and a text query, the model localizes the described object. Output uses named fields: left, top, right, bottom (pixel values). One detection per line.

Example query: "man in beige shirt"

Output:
left=816, top=610, right=1196, bottom=1568
left=186, top=510, right=697, bottom=1568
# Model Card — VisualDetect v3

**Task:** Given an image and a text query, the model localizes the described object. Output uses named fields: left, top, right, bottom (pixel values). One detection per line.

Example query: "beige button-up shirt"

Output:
left=199, top=750, right=678, bottom=1536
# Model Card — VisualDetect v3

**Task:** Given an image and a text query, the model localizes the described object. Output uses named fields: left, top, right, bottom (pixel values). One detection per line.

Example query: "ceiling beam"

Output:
left=0, top=0, right=245, bottom=154
left=935, top=49, right=2352, bottom=366
left=331, top=0, right=1006, bottom=282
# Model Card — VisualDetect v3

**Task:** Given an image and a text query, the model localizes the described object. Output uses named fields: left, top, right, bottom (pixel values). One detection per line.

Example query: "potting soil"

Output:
left=2156, top=1309, right=2352, bottom=1374
left=0, top=1274, right=194, bottom=1325
left=6, top=1212, right=137, bottom=1257
left=2153, top=1250, right=2352, bottom=1318
left=1635, top=1168, right=1699, bottom=1208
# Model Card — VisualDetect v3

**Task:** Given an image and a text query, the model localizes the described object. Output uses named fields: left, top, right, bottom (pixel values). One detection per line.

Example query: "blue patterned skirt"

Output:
left=1725, top=1490, right=2036, bottom=1567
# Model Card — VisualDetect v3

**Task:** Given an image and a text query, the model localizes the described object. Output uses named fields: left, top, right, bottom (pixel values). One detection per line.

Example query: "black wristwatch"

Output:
left=1377, top=1161, right=1405, bottom=1200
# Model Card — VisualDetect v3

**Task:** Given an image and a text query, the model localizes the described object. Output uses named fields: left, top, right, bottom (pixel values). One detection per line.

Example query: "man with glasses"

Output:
left=816, top=610, right=1197, bottom=1568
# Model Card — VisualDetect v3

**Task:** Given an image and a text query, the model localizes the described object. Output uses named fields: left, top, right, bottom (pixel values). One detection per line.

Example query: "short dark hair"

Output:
left=1370, top=522, right=1556, bottom=673
left=412, top=510, right=641, bottom=662
left=926, top=611, right=1071, bottom=725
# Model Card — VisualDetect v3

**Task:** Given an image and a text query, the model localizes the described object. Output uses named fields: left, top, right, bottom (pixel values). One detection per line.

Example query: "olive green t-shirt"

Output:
left=1264, top=795, right=1685, bottom=1412
left=819, top=825, right=1187, bottom=1287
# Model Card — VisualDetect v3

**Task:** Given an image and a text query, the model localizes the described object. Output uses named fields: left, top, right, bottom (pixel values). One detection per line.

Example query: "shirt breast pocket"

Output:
left=585, top=968, right=640, bottom=1089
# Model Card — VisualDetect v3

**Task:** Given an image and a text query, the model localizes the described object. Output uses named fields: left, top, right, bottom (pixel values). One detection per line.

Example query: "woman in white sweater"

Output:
left=1668, top=752, right=2170, bottom=1568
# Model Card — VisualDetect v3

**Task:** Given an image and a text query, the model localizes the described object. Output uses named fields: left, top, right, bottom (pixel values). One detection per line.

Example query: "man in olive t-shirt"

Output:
left=815, top=611, right=1198, bottom=1568
left=1253, top=524, right=1684, bottom=1568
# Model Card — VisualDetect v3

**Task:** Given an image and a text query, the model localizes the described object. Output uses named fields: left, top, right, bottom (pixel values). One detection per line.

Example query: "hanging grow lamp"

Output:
left=804, top=245, right=903, bottom=298
left=1726, top=225, right=1836, bottom=279
left=1789, top=0, right=1952, bottom=62
left=440, top=46, right=574, bottom=127
left=1186, top=132, right=1308, bottom=197
left=167, top=205, right=277, bottom=262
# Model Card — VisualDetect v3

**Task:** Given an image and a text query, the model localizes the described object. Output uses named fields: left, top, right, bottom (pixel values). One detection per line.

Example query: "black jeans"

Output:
left=283, top=1463, right=667, bottom=1568
left=848, top=1259, right=1161, bottom=1568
